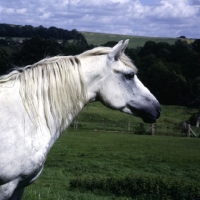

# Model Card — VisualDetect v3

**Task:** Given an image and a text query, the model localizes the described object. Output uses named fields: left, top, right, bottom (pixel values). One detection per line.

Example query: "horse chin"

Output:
left=133, top=112, right=158, bottom=124
left=124, top=105, right=161, bottom=124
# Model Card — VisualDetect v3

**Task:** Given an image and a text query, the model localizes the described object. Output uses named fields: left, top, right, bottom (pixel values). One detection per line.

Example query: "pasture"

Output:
left=23, top=103, right=200, bottom=199
left=81, top=32, right=178, bottom=48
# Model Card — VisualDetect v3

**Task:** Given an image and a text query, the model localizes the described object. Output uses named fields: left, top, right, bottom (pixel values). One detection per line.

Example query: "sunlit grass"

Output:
left=81, top=32, right=178, bottom=48
left=24, top=129, right=200, bottom=199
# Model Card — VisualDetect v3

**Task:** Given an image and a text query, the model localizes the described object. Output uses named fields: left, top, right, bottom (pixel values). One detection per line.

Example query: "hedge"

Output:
left=70, top=174, right=200, bottom=199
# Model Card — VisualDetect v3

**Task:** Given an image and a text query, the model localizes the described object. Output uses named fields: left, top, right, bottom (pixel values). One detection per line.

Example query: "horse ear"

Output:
left=122, top=39, right=129, bottom=52
left=108, top=39, right=129, bottom=61
left=112, top=40, right=123, bottom=50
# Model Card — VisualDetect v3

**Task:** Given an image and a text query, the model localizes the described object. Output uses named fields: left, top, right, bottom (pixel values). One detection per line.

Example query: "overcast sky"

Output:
left=0, top=0, right=200, bottom=38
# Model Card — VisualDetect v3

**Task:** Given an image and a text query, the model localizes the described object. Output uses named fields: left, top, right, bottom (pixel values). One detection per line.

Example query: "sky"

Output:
left=0, top=0, right=200, bottom=38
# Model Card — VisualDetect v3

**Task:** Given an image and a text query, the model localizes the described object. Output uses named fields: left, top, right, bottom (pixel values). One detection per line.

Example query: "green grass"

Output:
left=81, top=32, right=178, bottom=48
left=22, top=103, right=200, bottom=199
left=23, top=130, right=200, bottom=199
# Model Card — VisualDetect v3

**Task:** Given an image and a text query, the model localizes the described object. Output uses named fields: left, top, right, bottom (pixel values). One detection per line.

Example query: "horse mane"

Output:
left=0, top=56, right=87, bottom=133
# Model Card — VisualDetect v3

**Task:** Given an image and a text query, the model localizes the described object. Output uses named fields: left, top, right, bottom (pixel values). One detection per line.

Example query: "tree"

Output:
left=48, top=26, right=59, bottom=38
left=0, top=23, right=88, bottom=42
left=138, top=41, right=156, bottom=57
left=136, top=49, right=188, bottom=105
left=153, top=42, right=171, bottom=60
left=101, top=41, right=118, bottom=47
left=186, top=77, right=200, bottom=126
left=0, top=48, right=12, bottom=75
left=192, top=39, right=200, bottom=53
left=12, top=37, right=63, bottom=66
left=23, top=25, right=34, bottom=37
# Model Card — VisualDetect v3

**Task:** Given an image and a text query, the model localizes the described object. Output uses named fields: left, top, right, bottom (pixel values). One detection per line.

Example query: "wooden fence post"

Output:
left=186, top=123, right=197, bottom=137
left=152, top=124, right=155, bottom=135
left=146, top=123, right=156, bottom=135
left=187, top=124, right=190, bottom=137
left=196, top=116, right=200, bottom=127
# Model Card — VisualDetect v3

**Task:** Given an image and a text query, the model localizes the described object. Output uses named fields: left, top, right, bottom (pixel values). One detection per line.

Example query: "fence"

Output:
left=71, top=119, right=199, bottom=137
left=182, top=122, right=197, bottom=137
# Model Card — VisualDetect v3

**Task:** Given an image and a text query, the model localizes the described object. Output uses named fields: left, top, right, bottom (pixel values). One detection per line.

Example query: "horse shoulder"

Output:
left=0, top=82, right=51, bottom=190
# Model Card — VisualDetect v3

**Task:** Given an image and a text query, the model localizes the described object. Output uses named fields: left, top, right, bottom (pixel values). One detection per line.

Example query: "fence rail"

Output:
left=70, top=120, right=200, bottom=137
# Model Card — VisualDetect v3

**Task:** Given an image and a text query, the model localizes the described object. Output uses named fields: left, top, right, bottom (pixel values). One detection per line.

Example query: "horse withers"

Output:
left=0, top=40, right=160, bottom=200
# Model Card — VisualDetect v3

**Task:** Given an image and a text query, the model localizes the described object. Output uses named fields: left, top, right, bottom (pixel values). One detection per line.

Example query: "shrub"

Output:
left=70, top=174, right=200, bottom=199
left=133, top=123, right=146, bottom=135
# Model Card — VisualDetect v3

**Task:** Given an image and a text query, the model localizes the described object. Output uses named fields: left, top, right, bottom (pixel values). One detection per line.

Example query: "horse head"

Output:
left=81, top=40, right=161, bottom=123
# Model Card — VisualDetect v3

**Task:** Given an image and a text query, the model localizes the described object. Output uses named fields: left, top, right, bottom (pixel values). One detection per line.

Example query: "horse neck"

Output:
left=18, top=56, right=88, bottom=140
left=48, top=100, right=85, bottom=147
left=79, top=55, right=107, bottom=102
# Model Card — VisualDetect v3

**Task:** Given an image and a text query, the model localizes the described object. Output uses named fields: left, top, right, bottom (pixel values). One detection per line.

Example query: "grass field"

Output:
left=81, top=32, right=179, bottom=48
left=22, top=103, right=200, bottom=199
left=23, top=131, right=200, bottom=200
left=23, top=131, right=200, bottom=199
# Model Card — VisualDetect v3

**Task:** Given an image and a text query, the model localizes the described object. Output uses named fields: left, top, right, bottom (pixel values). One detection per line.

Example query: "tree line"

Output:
left=0, top=33, right=200, bottom=108
left=0, top=24, right=87, bottom=42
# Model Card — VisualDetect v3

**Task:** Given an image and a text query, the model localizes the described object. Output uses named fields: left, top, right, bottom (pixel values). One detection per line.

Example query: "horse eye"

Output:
left=124, top=72, right=134, bottom=80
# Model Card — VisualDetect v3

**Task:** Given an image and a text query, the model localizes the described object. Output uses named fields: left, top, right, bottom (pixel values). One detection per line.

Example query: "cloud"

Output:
left=193, top=0, right=200, bottom=5
left=0, top=0, right=199, bottom=38
left=16, top=8, right=27, bottom=14
left=149, top=0, right=199, bottom=19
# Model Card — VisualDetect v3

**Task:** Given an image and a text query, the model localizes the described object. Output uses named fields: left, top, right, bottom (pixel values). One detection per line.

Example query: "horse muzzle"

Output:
left=140, top=108, right=161, bottom=123
left=127, top=101, right=161, bottom=123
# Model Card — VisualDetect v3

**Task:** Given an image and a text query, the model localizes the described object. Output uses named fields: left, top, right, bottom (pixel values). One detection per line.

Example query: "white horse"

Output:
left=0, top=40, right=160, bottom=200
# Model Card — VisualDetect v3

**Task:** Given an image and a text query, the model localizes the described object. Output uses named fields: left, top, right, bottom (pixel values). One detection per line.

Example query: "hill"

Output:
left=81, top=31, right=180, bottom=48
